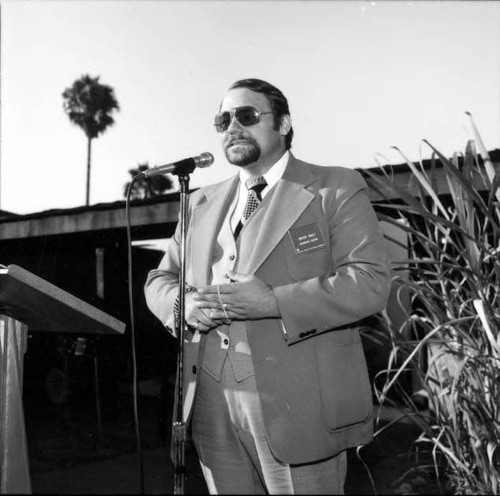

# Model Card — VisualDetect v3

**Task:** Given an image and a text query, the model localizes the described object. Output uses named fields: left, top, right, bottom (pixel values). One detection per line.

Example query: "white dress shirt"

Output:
left=230, top=151, right=290, bottom=232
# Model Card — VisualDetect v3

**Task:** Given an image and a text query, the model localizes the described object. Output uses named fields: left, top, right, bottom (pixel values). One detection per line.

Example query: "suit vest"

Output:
left=200, top=186, right=276, bottom=382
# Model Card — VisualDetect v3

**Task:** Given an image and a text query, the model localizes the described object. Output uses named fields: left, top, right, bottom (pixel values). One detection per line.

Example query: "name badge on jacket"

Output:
left=288, top=223, right=326, bottom=254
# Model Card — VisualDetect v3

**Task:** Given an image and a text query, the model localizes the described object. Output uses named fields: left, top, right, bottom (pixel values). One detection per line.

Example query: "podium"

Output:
left=0, top=264, right=126, bottom=494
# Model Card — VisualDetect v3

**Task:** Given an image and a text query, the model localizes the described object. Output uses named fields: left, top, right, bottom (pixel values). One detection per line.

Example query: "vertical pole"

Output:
left=86, top=137, right=92, bottom=206
left=172, top=174, right=190, bottom=495
left=63, top=353, right=70, bottom=422
left=0, top=312, right=31, bottom=494
left=93, top=355, right=103, bottom=441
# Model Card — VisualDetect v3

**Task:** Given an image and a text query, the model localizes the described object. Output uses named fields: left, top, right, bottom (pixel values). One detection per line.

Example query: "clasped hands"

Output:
left=184, top=272, right=280, bottom=333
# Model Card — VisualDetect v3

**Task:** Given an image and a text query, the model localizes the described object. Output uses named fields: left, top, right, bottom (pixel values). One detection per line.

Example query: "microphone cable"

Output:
left=125, top=178, right=145, bottom=494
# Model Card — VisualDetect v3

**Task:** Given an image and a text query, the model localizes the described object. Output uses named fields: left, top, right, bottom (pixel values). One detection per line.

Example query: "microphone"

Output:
left=140, top=152, right=214, bottom=178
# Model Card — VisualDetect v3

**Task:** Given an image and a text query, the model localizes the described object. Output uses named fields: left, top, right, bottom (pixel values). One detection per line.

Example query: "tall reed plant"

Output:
left=365, top=114, right=500, bottom=494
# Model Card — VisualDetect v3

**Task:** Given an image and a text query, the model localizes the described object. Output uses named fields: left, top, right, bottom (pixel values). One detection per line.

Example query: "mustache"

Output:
left=226, top=134, right=256, bottom=146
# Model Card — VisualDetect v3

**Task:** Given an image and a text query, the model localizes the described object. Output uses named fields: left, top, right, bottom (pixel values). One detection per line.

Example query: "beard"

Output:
left=224, top=136, right=261, bottom=166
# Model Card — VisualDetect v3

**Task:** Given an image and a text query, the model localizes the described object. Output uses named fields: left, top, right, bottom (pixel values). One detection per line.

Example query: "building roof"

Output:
left=0, top=193, right=181, bottom=241
left=0, top=209, right=20, bottom=220
left=360, top=148, right=500, bottom=201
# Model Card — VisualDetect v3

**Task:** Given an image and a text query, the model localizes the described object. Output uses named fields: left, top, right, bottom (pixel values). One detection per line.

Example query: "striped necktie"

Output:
left=234, top=175, right=267, bottom=239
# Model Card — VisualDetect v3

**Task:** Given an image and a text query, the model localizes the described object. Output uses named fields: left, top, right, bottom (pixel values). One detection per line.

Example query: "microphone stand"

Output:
left=172, top=167, right=195, bottom=495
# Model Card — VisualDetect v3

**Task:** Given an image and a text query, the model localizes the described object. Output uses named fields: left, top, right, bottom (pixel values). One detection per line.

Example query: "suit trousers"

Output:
left=191, top=361, right=347, bottom=494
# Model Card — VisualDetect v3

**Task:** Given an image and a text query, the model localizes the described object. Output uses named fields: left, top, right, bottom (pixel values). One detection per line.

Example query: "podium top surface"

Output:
left=0, top=264, right=126, bottom=335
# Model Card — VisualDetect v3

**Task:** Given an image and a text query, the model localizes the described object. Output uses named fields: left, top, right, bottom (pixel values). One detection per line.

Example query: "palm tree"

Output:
left=123, top=163, right=173, bottom=200
left=62, top=74, right=119, bottom=205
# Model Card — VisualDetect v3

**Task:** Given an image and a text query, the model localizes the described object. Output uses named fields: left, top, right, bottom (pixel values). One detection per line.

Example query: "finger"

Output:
left=187, top=317, right=212, bottom=333
left=197, top=283, right=234, bottom=295
left=195, top=294, right=237, bottom=310
left=195, top=310, right=218, bottom=328
left=195, top=299, right=225, bottom=311
left=209, top=309, right=222, bottom=320
left=196, top=321, right=211, bottom=333
left=192, top=293, right=221, bottom=304
left=194, top=285, right=217, bottom=295
left=209, top=308, right=239, bottom=321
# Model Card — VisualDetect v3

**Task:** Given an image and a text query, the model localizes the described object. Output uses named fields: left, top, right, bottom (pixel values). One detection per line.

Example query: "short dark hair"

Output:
left=229, top=78, right=294, bottom=150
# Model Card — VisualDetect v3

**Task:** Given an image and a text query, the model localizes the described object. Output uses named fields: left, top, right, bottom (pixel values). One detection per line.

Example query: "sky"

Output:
left=1, top=0, right=499, bottom=215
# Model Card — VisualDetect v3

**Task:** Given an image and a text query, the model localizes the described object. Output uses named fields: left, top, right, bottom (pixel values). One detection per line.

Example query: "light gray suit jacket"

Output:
left=145, top=153, right=391, bottom=464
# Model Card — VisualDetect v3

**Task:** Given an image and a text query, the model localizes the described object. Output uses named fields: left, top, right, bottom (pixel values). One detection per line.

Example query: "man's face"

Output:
left=219, top=88, right=284, bottom=168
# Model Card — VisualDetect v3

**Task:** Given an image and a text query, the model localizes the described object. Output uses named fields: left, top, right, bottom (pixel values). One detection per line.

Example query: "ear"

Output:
left=279, top=114, right=292, bottom=137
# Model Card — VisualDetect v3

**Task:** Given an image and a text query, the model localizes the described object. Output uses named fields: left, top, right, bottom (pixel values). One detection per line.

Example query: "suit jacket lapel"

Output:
left=239, top=156, right=317, bottom=274
left=190, top=175, right=239, bottom=286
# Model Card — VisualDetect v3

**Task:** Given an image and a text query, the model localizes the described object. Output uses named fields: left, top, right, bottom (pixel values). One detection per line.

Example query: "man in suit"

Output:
left=145, top=78, right=391, bottom=494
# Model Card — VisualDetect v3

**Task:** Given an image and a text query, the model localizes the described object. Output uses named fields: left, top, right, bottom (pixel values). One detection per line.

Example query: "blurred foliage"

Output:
left=123, top=163, right=173, bottom=200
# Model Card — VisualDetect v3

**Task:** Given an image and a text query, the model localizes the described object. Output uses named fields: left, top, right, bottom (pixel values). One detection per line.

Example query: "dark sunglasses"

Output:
left=214, top=106, right=274, bottom=133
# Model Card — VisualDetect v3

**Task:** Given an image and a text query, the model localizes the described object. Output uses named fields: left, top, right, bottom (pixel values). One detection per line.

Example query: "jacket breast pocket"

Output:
left=284, top=223, right=331, bottom=281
